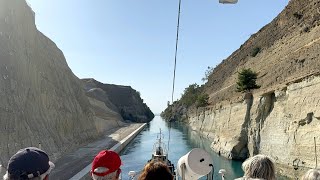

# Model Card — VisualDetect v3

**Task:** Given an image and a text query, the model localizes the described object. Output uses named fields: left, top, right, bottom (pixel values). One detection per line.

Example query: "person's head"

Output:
left=3, top=147, right=55, bottom=180
left=301, top=169, right=320, bottom=180
left=138, top=161, right=173, bottom=180
left=242, top=154, right=275, bottom=180
left=91, top=150, right=121, bottom=180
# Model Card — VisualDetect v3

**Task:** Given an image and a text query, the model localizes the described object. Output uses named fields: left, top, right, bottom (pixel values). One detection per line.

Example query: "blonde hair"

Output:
left=242, top=154, right=275, bottom=180
left=301, top=169, right=320, bottom=180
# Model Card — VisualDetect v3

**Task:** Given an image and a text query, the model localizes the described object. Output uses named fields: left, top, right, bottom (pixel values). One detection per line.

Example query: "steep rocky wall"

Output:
left=83, top=79, right=154, bottom=123
left=86, top=96, right=124, bottom=134
left=167, top=0, right=320, bottom=177
left=204, top=0, right=320, bottom=106
left=0, top=0, right=99, bottom=165
left=250, top=76, right=320, bottom=176
left=187, top=75, right=320, bottom=176
left=83, top=83, right=125, bottom=133
left=188, top=101, right=249, bottom=160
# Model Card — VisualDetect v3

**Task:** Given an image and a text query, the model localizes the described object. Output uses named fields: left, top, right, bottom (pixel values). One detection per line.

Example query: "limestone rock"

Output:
left=82, top=78, right=154, bottom=123
left=203, top=0, right=320, bottom=105
left=0, top=0, right=99, bottom=165
left=163, top=0, right=320, bottom=177
left=186, top=76, right=320, bottom=177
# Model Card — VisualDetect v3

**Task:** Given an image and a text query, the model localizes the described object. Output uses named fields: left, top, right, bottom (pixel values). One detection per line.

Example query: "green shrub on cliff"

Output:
left=161, top=100, right=180, bottom=120
left=236, top=68, right=260, bottom=93
left=161, top=83, right=209, bottom=121
left=251, top=47, right=261, bottom=57
left=181, top=83, right=201, bottom=107
left=196, top=94, right=209, bottom=107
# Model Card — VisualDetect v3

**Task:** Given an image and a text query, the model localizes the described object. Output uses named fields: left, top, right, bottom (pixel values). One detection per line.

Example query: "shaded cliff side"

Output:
left=163, top=0, right=320, bottom=176
left=0, top=0, right=154, bottom=167
left=82, top=78, right=154, bottom=123
left=0, top=0, right=99, bottom=165
left=82, top=82, right=125, bottom=134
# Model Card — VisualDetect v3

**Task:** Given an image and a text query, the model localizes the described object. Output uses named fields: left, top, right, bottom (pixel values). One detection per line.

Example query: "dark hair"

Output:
left=138, top=161, right=173, bottom=180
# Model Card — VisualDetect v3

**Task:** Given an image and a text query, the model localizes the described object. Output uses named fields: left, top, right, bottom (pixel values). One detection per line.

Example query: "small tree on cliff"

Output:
left=181, top=83, right=200, bottom=106
left=196, top=94, right=209, bottom=107
left=236, top=68, right=260, bottom=93
left=202, top=66, right=214, bottom=82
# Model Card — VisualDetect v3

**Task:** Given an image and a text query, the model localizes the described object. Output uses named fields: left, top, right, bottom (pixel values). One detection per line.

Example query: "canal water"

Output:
left=120, top=116, right=244, bottom=180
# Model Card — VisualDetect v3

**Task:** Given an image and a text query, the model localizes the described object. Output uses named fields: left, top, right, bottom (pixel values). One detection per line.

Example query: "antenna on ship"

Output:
left=159, top=128, right=163, bottom=145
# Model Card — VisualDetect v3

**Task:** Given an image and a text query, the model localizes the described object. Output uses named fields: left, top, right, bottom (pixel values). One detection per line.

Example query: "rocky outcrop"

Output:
left=82, top=80, right=125, bottom=133
left=203, top=0, right=320, bottom=106
left=82, top=79, right=154, bottom=123
left=0, top=0, right=99, bottom=165
left=163, top=0, right=320, bottom=177
left=0, top=0, right=155, bottom=168
left=187, top=76, right=320, bottom=177
left=85, top=95, right=124, bottom=134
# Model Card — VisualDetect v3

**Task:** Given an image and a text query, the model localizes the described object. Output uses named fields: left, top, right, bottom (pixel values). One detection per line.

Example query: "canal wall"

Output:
left=162, top=0, right=320, bottom=178
left=70, top=123, right=147, bottom=180
left=0, top=0, right=100, bottom=165
left=186, top=75, right=320, bottom=178
left=0, top=0, right=154, bottom=166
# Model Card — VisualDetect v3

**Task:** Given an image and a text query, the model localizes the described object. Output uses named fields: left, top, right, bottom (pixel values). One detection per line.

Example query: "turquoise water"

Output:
left=120, top=116, right=244, bottom=180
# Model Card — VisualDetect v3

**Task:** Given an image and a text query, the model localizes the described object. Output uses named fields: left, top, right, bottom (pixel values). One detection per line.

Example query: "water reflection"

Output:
left=171, top=121, right=244, bottom=180
left=120, top=116, right=243, bottom=180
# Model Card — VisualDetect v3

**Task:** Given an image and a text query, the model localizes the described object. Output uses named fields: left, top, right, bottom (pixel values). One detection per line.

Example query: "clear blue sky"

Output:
left=26, top=0, right=288, bottom=113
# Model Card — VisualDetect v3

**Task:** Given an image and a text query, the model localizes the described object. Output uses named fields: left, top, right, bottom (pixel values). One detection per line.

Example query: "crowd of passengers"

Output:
left=0, top=147, right=319, bottom=180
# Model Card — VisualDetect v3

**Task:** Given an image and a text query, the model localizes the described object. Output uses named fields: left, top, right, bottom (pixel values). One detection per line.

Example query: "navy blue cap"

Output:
left=7, top=147, right=51, bottom=179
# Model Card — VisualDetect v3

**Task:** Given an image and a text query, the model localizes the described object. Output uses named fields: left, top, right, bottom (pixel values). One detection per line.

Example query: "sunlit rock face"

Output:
left=84, top=86, right=125, bottom=134
left=0, top=0, right=99, bottom=165
left=82, top=78, right=154, bottom=123
left=188, top=77, right=320, bottom=177
left=164, top=0, right=320, bottom=177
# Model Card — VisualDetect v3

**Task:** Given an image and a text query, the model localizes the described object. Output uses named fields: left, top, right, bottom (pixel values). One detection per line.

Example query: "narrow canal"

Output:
left=120, top=116, right=244, bottom=179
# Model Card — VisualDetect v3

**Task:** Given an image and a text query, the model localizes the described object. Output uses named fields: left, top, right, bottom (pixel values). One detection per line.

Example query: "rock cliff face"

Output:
left=164, top=0, right=320, bottom=176
left=84, top=88, right=125, bottom=134
left=0, top=0, right=99, bottom=165
left=0, top=0, right=154, bottom=168
left=188, top=76, right=320, bottom=176
left=0, top=0, right=153, bottom=165
left=82, top=79, right=154, bottom=123
left=203, top=0, right=320, bottom=105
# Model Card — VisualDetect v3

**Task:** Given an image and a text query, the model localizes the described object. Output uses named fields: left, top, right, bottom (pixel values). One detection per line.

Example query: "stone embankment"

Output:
left=68, top=123, right=147, bottom=180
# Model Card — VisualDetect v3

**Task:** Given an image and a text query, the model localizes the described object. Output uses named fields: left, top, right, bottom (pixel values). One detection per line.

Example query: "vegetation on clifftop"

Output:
left=161, top=83, right=208, bottom=121
left=236, top=68, right=260, bottom=93
left=162, top=68, right=261, bottom=121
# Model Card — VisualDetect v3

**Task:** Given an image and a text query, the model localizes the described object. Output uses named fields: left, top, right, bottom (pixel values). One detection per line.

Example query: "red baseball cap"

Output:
left=91, top=150, right=122, bottom=176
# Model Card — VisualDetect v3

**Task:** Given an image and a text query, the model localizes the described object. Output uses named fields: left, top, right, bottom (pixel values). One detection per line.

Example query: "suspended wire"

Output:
left=171, top=0, right=181, bottom=105
left=168, top=0, right=182, bottom=159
